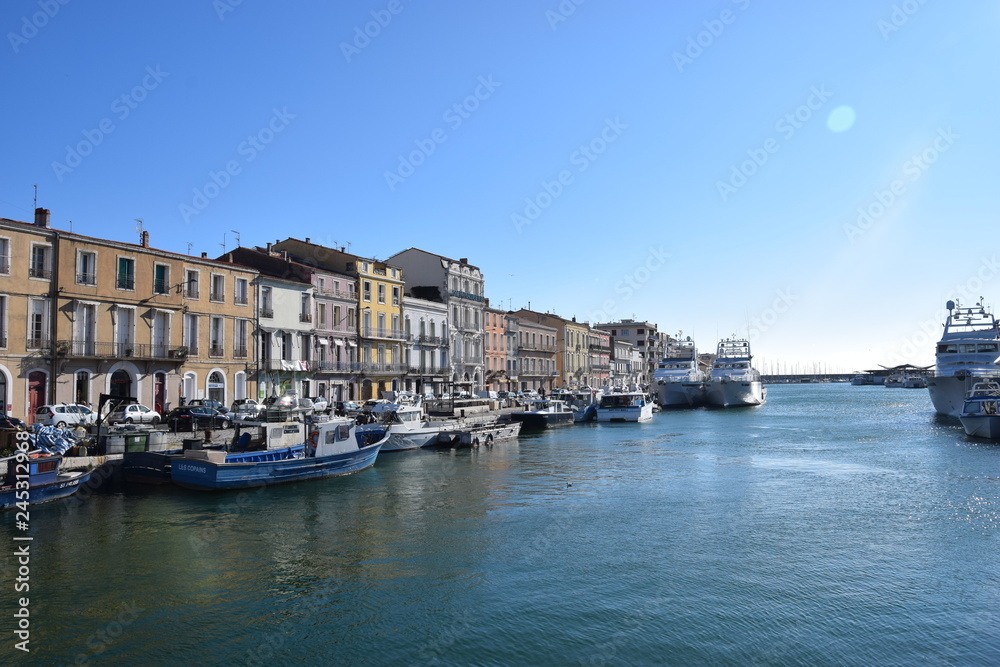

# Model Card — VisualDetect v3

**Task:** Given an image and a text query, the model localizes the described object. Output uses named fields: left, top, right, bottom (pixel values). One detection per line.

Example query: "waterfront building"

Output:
left=611, top=339, right=635, bottom=389
left=594, top=319, right=665, bottom=386
left=588, top=328, right=612, bottom=389
left=513, top=317, right=558, bottom=394
left=224, top=247, right=357, bottom=402
left=273, top=238, right=406, bottom=399
left=386, top=248, right=485, bottom=394
left=484, top=305, right=518, bottom=393
left=0, top=210, right=258, bottom=421
left=511, top=309, right=590, bottom=388
left=402, top=295, right=449, bottom=397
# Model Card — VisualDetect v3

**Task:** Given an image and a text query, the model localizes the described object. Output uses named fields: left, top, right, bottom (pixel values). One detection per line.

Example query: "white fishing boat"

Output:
left=653, top=336, right=706, bottom=407
left=595, top=391, right=654, bottom=422
left=902, top=375, right=928, bottom=389
left=959, top=382, right=1000, bottom=439
left=927, top=299, right=1000, bottom=418
left=510, top=399, right=575, bottom=430
left=359, top=398, right=460, bottom=451
left=550, top=387, right=601, bottom=422
left=704, top=338, right=766, bottom=408
left=884, top=373, right=905, bottom=388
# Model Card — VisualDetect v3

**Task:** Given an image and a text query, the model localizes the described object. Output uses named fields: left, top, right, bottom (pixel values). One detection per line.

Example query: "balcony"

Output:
left=235, top=293, right=248, bottom=305
left=30, top=266, right=52, bottom=280
left=407, top=366, right=448, bottom=376
left=234, top=347, right=248, bottom=359
left=589, top=342, right=611, bottom=352
left=153, top=279, right=170, bottom=295
left=450, top=289, right=486, bottom=303
left=0, top=336, right=5, bottom=348
left=210, top=291, right=224, bottom=302
left=209, top=346, right=225, bottom=358
left=260, top=308, right=274, bottom=319
left=261, top=359, right=313, bottom=372
left=27, top=337, right=50, bottom=349
left=362, top=326, right=408, bottom=341
left=117, top=275, right=135, bottom=290
left=185, top=286, right=200, bottom=299
left=315, top=285, right=341, bottom=297
left=519, top=342, right=558, bottom=353
left=77, top=272, right=96, bottom=285
left=314, top=361, right=361, bottom=373
left=0, top=257, right=9, bottom=274
left=416, top=334, right=447, bottom=346
left=299, top=312, right=312, bottom=323
left=55, top=340, right=189, bottom=361
left=361, top=362, right=408, bottom=375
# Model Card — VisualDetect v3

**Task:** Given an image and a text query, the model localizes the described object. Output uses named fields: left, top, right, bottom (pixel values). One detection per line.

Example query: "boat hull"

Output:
left=0, top=471, right=91, bottom=509
left=123, top=450, right=183, bottom=484
left=959, top=414, right=1000, bottom=439
left=705, top=380, right=766, bottom=408
left=928, top=374, right=1000, bottom=418
left=657, top=382, right=706, bottom=408
left=595, top=404, right=654, bottom=422
left=170, top=442, right=382, bottom=491
left=510, top=412, right=574, bottom=430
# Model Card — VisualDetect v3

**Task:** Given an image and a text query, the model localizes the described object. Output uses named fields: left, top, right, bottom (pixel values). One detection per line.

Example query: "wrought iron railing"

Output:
left=117, top=275, right=134, bottom=290
left=77, top=272, right=96, bottom=285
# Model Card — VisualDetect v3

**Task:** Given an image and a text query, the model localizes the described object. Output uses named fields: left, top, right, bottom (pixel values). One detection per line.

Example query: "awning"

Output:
left=317, top=339, right=328, bottom=346
left=334, top=339, right=344, bottom=346
left=348, top=341, right=358, bottom=347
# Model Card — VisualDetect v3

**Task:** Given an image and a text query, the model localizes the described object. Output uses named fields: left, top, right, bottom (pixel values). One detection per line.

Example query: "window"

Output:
left=0, top=295, right=6, bottom=347
left=333, top=305, right=341, bottom=331
left=300, top=293, right=312, bottom=322
left=301, top=333, right=311, bottom=362
left=347, top=308, right=355, bottom=329
left=363, top=281, right=371, bottom=302
left=377, top=312, right=385, bottom=334
left=234, top=319, right=248, bottom=358
left=235, top=278, right=248, bottom=305
left=281, top=333, right=293, bottom=361
left=154, top=264, right=170, bottom=294
left=184, top=313, right=199, bottom=355
left=210, top=317, right=224, bottom=357
left=27, top=299, right=49, bottom=348
left=76, top=250, right=96, bottom=285
left=185, top=269, right=200, bottom=298
left=363, top=310, right=372, bottom=336
left=210, top=274, right=225, bottom=302
left=115, top=306, right=135, bottom=355
left=260, top=286, right=273, bottom=317
left=117, top=257, right=135, bottom=290
left=75, top=371, right=90, bottom=405
left=377, top=284, right=385, bottom=304
left=392, top=314, right=399, bottom=337
left=0, top=237, right=9, bottom=274
left=30, top=244, right=52, bottom=280
left=317, top=303, right=327, bottom=329
left=392, top=286, right=400, bottom=306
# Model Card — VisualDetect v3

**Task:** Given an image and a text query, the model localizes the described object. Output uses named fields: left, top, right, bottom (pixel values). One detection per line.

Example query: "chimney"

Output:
left=34, top=208, right=50, bottom=228
left=201, top=252, right=207, bottom=258
left=266, top=242, right=272, bottom=253
left=141, top=230, right=150, bottom=248
left=460, top=257, right=468, bottom=264
left=340, top=247, right=346, bottom=252
left=305, top=237, right=310, bottom=243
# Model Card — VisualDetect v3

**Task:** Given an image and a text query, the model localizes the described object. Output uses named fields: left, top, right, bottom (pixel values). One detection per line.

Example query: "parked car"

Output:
left=0, top=415, right=27, bottom=430
left=230, top=398, right=262, bottom=415
left=34, top=404, right=97, bottom=429
left=186, top=399, right=229, bottom=414
left=165, top=406, right=231, bottom=431
left=108, top=403, right=161, bottom=425
left=307, top=397, right=329, bottom=414
left=333, top=401, right=361, bottom=416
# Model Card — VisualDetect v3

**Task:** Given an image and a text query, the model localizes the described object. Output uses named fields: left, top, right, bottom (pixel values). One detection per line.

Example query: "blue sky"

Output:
left=3, top=0, right=998, bottom=373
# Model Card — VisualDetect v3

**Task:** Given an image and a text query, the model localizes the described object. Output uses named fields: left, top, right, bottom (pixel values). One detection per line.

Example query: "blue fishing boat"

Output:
left=170, top=417, right=386, bottom=491
left=0, top=452, right=92, bottom=509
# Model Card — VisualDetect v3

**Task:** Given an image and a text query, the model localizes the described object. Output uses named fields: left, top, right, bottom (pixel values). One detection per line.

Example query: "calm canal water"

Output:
left=5, top=384, right=1000, bottom=665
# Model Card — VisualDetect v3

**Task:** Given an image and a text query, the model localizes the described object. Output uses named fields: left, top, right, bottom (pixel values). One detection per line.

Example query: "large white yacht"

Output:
left=927, top=299, right=1000, bottom=418
left=704, top=337, right=766, bottom=408
left=653, top=336, right=707, bottom=408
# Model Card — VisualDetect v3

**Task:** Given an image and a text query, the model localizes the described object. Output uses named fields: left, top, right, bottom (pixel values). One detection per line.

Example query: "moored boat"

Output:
left=928, top=299, right=1000, bottom=418
left=359, top=399, right=460, bottom=451
left=1, top=452, right=92, bottom=509
left=550, top=387, right=601, bottom=422
left=959, top=382, right=1000, bottom=439
left=704, top=338, right=766, bottom=408
left=170, top=417, right=386, bottom=491
left=653, top=337, right=707, bottom=407
left=509, top=399, right=575, bottom=430
left=595, top=391, right=654, bottom=422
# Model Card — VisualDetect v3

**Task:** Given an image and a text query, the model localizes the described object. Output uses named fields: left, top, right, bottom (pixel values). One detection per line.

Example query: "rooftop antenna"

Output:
left=134, top=219, right=143, bottom=244
left=220, top=232, right=227, bottom=255
left=231, top=230, right=241, bottom=248
left=186, top=242, right=193, bottom=255
left=68, top=220, right=72, bottom=233
left=32, top=184, right=37, bottom=210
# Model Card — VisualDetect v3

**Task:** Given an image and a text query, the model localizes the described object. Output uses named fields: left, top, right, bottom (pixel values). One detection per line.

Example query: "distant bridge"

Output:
left=762, top=374, right=855, bottom=384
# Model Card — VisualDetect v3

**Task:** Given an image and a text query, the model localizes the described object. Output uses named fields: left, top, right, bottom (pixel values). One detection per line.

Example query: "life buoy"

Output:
left=309, top=431, right=319, bottom=446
